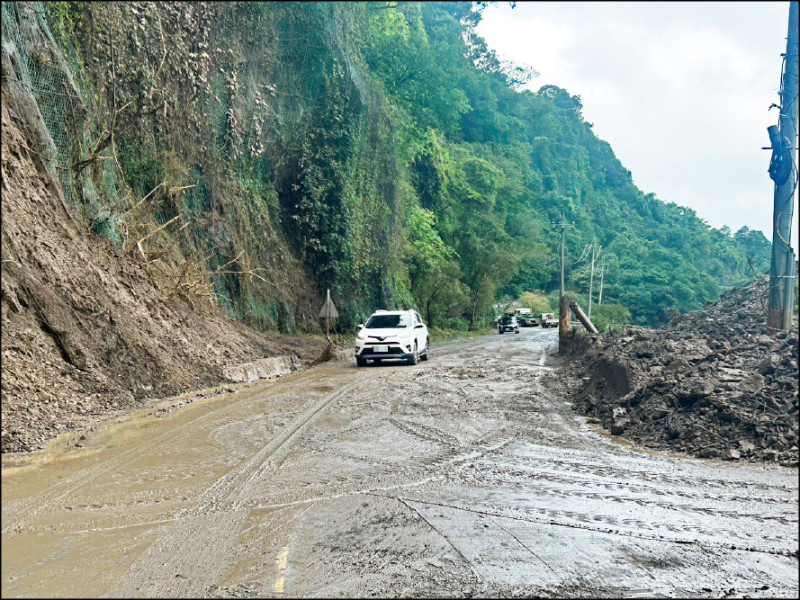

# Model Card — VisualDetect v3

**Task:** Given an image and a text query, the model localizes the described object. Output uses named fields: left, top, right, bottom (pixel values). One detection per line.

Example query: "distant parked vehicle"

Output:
left=516, top=312, right=540, bottom=327
left=498, top=314, right=520, bottom=334
left=541, top=313, right=558, bottom=328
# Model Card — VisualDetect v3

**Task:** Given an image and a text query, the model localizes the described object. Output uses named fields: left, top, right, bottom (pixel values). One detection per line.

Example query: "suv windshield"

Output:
left=500, top=315, right=515, bottom=324
left=365, top=314, right=411, bottom=329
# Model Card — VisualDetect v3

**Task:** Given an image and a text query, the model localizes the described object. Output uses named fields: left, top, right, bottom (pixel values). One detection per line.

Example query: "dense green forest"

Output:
left=31, top=1, right=771, bottom=331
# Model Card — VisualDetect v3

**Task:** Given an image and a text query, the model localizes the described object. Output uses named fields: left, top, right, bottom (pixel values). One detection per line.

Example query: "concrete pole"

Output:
left=560, top=222, right=566, bottom=299
left=553, top=215, right=574, bottom=329
left=598, top=257, right=606, bottom=306
left=588, top=241, right=600, bottom=319
left=768, top=1, right=798, bottom=334
left=569, top=299, right=599, bottom=334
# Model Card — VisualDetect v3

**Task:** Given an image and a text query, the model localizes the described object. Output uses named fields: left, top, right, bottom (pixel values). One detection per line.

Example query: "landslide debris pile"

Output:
left=566, top=276, right=799, bottom=466
left=0, top=82, right=327, bottom=455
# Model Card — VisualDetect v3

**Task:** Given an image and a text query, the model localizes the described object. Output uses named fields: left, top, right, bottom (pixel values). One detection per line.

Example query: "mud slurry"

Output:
left=2, top=328, right=798, bottom=598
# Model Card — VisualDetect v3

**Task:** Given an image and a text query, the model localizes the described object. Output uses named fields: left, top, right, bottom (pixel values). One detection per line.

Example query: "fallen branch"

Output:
left=168, top=184, right=196, bottom=196
left=136, top=214, right=183, bottom=260
left=695, top=423, right=728, bottom=443
left=146, top=10, right=168, bottom=100
left=72, top=132, right=112, bottom=173
left=208, top=250, right=269, bottom=283
left=120, top=182, right=165, bottom=217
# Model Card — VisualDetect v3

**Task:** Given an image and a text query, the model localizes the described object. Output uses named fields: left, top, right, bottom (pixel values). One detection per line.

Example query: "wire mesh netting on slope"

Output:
left=2, top=1, right=88, bottom=208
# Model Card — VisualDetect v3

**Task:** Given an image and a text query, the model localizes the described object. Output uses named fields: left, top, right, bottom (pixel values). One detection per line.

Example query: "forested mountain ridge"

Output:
left=5, top=1, right=771, bottom=332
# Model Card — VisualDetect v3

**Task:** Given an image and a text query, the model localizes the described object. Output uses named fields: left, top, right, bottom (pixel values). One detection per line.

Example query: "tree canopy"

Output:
left=45, top=1, right=772, bottom=331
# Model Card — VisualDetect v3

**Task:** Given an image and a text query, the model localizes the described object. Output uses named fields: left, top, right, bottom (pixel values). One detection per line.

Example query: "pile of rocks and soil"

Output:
left=1, top=78, right=328, bottom=454
left=564, top=276, right=799, bottom=466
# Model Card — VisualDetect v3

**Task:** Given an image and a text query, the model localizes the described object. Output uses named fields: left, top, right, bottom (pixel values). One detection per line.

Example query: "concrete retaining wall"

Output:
left=223, top=355, right=301, bottom=383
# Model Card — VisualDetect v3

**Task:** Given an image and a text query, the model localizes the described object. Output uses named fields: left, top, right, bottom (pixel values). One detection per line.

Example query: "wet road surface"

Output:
left=2, top=327, right=798, bottom=598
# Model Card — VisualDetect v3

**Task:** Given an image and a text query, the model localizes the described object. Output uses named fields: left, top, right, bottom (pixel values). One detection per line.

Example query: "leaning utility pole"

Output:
left=767, top=1, right=798, bottom=335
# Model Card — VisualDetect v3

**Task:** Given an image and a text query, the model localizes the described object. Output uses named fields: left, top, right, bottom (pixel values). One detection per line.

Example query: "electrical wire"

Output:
left=575, top=243, right=591, bottom=264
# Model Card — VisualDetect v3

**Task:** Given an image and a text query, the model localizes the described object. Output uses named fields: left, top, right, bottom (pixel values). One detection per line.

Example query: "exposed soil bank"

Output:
left=563, top=276, right=799, bottom=466
left=0, top=82, right=327, bottom=454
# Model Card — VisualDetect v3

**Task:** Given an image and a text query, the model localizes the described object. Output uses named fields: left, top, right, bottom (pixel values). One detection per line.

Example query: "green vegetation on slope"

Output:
left=36, top=1, right=771, bottom=331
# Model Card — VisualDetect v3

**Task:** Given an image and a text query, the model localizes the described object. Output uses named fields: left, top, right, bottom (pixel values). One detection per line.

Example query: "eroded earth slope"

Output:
left=0, top=81, right=326, bottom=454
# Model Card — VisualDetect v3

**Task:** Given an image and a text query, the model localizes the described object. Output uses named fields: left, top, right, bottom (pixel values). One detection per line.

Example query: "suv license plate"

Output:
left=373, top=345, right=388, bottom=353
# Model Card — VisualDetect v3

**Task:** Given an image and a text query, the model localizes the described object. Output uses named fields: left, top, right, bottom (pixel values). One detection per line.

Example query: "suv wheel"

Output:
left=356, top=356, right=367, bottom=367
left=420, top=339, right=429, bottom=361
left=407, top=342, right=418, bottom=365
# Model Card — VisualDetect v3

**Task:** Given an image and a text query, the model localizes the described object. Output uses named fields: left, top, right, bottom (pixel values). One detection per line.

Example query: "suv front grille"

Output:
left=361, top=346, right=404, bottom=355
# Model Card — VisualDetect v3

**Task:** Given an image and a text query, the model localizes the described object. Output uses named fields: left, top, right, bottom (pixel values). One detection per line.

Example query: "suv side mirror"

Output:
left=357, top=323, right=364, bottom=329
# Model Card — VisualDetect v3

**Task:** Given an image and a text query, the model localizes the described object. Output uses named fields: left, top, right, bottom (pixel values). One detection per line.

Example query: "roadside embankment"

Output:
left=563, top=276, right=799, bottom=466
left=0, top=85, right=327, bottom=454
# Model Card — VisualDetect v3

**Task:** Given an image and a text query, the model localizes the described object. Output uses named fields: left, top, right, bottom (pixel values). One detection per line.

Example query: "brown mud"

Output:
left=2, top=328, right=797, bottom=598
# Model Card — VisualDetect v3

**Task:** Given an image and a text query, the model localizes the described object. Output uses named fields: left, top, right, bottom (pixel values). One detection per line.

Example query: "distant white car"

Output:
left=498, top=314, right=520, bottom=334
left=355, top=310, right=430, bottom=367
left=541, top=313, right=558, bottom=328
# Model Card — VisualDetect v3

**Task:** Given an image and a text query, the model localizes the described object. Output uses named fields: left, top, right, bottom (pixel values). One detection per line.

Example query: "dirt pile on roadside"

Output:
left=564, top=276, right=799, bottom=466
left=1, top=83, right=327, bottom=454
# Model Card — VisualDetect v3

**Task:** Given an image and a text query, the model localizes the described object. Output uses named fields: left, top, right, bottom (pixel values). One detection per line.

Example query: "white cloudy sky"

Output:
left=475, top=1, right=797, bottom=250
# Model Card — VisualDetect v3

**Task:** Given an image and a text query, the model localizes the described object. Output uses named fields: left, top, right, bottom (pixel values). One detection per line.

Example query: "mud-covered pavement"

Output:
left=2, top=328, right=798, bottom=598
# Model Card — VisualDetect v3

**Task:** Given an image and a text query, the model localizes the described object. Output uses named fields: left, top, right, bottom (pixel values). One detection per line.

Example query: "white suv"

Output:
left=355, top=310, right=429, bottom=367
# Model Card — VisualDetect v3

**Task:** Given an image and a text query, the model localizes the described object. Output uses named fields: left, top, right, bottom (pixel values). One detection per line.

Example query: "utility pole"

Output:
left=767, top=1, right=798, bottom=335
left=588, top=240, right=601, bottom=319
left=551, top=214, right=574, bottom=299
left=552, top=214, right=574, bottom=352
left=598, top=256, right=606, bottom=306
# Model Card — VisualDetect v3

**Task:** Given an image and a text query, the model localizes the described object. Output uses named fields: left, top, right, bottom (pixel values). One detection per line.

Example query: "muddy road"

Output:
left=2, top=328, right=798, bottom=598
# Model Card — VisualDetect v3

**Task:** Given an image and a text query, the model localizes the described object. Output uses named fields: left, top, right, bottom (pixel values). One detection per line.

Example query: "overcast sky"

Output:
left=475, top=1, right=798, bottom=251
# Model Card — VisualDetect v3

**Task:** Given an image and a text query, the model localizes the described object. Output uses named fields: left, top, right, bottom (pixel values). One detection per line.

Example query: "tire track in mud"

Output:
left=106, top=377, right=366, bottom=598
left=56, top=365, right=514, bottom=550
left=387, top=418, right=460, bottom=446
left=384, top=495, right=796, bottom=558
left=217, top=363, right=521, bottom=512
left=457, top=461, right=798, bottom=515
left=1, top=371, right=337, bottom=536
left=228, top=432, right=517, bottom=520
left=507, top=451, right=798, bottom=493
left=435, top=451, right=797, bottom=555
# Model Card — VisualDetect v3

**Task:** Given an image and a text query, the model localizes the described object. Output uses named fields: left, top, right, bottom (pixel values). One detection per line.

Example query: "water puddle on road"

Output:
left=584, top=422, right=700, bottom=461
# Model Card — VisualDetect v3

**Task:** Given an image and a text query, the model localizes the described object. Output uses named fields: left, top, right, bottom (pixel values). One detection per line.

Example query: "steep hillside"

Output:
left=0, top=86, right=327, bottom=453
left=12, top=1, right=408, bottom=331
left=8, top=1, right=771, bottom=332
